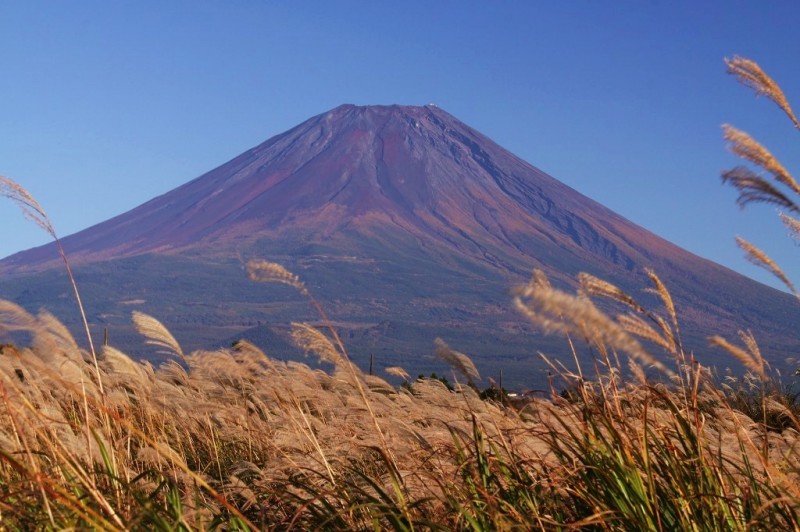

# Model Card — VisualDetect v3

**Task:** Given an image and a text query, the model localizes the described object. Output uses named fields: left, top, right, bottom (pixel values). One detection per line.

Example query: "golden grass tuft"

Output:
left=780, top=212, right=800, bottom=240
left=617, top=313, right=675, bottom=352
left=723, top=124, right=800, bottom=195
left=736, top=236, right=797, bottom=296
left=709, top=334, right=765, bottom=378
left=644, top=268, right=677, bottom=329
left=579, top=272, right=646, bottom=314
left=726, top=56, right=799, bottom=129
left=434, top=337, right=481, bottom=383
left=0, top=176, right=56, bottom=238
left=132, top=310, right=186, bottom=362
left=290, top=322, right=343, bottom=366
left=385, top=366, right=410, bottom=381
left=514, top=269, right=673, bottom=376
left=0, top=175, right=102, bottom=394
left=245, top=259, right=308, bottom=296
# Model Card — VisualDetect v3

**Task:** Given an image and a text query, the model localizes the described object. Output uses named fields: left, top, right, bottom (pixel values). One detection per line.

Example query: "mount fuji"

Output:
left=1, top=105, right=797, bottom=388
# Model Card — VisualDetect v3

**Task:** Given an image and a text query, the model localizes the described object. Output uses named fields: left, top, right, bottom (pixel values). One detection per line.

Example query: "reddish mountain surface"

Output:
left=0, top=104, right=668, bottom=273
left=1, top=105, right=797, bottom=388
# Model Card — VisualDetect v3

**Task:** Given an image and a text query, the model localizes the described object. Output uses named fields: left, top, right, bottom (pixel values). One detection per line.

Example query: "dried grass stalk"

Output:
left=245, top=259, right=308, bottom=296
left=101, top=345, right=147, bottom=381
left=132, top=311, right=185, bottom=362
left=0, top=176, right=101, bottom=394
left=385, top=366, right=410, bottom=381
left=36, top=310, right=79, bottom=353
left=0, top=300, right=37, bottom=333
left=722, top=167, right=800, bottom=212
left=738, top=330, right=764, bottom=375
left=290, top=322, right=343, bottom=366
left=617, top=313, right=674, bottom=352
left=579, top=273, right=645, bottom=314
left=0, top=176, right=56, bottom=237
left=726, top=56, right=799, bottom=128
left=644, top=269, right=677, bottom=329
left=434, top=338, right=480, bottom=382
left=736, top=237, right=797, bottom=296
left=514, top=270, right=672, bottom=376
left=709, top=334, right=765, bottom=378
left=723, top=125, right=800, bottom=196
left=780, top=213, right=800, bottom=240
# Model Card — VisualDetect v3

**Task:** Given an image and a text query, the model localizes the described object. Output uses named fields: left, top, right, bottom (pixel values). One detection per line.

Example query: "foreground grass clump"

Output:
left=1, top=305, right=799, bottom=530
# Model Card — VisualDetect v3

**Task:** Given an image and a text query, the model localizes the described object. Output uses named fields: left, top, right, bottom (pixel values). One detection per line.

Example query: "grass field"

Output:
left=1, top=292, right=799, bottom=529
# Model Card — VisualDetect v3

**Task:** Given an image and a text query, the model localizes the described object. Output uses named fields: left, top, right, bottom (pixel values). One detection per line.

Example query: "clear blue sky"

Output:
left=2, top=1, right=799, bottom=291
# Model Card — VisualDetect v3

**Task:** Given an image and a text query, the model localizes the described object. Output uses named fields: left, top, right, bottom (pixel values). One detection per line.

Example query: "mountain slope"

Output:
left=0, top=105, right=658, bottom=274
left=1, top=104, right=797, bottom=388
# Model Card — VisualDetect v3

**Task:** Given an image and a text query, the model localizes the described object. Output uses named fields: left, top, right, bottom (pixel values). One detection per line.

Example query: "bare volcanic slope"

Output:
left=1, top=104, right=798, bottom=388
left=0, top=104, right=651, bottom=273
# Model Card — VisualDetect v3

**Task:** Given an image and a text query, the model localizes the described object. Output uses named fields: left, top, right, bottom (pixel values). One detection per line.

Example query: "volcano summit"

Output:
left=1, top=104, right=798, bottom=387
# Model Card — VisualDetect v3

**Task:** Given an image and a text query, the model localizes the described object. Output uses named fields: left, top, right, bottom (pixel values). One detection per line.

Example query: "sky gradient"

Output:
left=2, top=1, right=800, bottom=291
